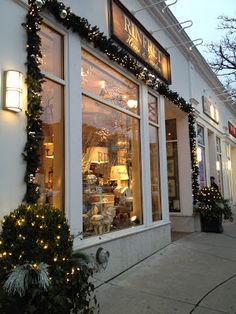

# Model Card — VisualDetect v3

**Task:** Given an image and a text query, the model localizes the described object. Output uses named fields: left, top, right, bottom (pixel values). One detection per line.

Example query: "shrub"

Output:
left=0, top=204, right=98, bottom=314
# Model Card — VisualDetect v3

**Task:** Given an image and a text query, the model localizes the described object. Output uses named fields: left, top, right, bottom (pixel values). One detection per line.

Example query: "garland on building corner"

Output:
left=23, top=0, right=199, bottom=204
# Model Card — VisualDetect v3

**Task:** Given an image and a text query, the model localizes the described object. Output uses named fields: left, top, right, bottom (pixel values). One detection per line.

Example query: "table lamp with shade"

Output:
left=110, top=165, right=129, bottom=188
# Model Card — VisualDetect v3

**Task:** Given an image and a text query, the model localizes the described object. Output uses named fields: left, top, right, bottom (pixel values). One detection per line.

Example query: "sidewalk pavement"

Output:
left=95, top=220, right=236, bottom=314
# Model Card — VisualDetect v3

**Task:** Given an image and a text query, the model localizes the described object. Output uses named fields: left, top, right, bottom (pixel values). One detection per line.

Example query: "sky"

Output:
left=170, top=0, right=236, bottom=61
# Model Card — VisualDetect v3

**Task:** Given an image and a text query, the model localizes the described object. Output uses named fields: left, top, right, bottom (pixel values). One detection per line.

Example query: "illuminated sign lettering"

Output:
left=110, top=0, right=171, bottom=84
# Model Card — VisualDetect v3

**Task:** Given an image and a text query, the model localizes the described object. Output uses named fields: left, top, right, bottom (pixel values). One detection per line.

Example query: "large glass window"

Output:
left=216, top=137, right=223, bottom=193
left=226, top=144, right=233, bottom=200
left=37, top=24, right=64, bottom=210
left=148, top=94, right=161, bottom=221
left=81, top=50, right=139, bottom=114
left=197, top=124, right=206, bottom=188
left=81, top=51, right=142, bottom=237
left=166, top=119, right=180, bottom=212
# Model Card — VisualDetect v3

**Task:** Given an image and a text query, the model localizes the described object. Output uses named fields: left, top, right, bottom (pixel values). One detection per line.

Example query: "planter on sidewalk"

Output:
left=200, top=215, right=223, bottom=233
left=194, top=187, right=232, bottom=234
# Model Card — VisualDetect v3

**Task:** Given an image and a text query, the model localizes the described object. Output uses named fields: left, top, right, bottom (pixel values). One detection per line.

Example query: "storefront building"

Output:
left=0, top=0, right=235, bottom=279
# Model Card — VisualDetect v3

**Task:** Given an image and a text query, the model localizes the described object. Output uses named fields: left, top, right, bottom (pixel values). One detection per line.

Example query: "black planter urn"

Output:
left=200, top=215, right=223, bottom=233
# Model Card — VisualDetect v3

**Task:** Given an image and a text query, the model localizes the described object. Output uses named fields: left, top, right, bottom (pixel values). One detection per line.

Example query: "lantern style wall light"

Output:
left=4, top=70, right=23, bottom=112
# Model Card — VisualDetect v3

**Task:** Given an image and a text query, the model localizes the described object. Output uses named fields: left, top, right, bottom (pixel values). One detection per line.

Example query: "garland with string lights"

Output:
left=23, top=0, right=199, bottom=203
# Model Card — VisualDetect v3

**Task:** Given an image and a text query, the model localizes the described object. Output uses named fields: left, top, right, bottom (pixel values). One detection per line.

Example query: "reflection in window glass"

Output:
left=82, top=95, right=142, bottom=237
left=197, top=124, right=205, bottom=145
left=197, top=125, right=206, bottom=188
left=166, top=119, right=177, bottom=141
left=216, top=137, right=221, bottom=153
left=198, top=146, right=206, bottom=188
left=149, top=125, right=161, bottom=220
left=148, top=94, right=158, bottom=124
left=166, top=119, right=180, bottom=212
left=226, top=144, right=233, bottom=200
left=216, top=137, right=223, bottom=193
left=40, top=24, right=64, bottom=79
left=37, top=79, right=64, bottom=209
left=81, top=50, right=139, bottom=114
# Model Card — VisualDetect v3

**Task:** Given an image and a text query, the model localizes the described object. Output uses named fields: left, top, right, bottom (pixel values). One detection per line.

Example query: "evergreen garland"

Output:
left=23, top=0, right=199, bottom=203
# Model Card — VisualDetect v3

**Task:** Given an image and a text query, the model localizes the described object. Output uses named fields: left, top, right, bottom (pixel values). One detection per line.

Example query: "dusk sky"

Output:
left=170, top=0, right=236, bottom=60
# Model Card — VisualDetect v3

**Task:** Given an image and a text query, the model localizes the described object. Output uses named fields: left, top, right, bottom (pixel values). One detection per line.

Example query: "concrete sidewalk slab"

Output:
left=96, top=222, right=236, bottom=313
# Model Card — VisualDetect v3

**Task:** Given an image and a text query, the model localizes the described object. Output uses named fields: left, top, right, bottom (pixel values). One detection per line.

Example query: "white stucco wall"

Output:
left=0, top=0, right=28, bottom=218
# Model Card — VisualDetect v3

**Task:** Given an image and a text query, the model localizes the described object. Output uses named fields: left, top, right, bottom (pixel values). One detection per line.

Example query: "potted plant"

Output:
left=0, top=204, right=99, bottom=314
left=194, top=187, right=232, bottom=233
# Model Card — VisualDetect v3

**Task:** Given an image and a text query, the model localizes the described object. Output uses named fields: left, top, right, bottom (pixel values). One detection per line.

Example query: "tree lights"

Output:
left=0, top=204, right=98, bottom=313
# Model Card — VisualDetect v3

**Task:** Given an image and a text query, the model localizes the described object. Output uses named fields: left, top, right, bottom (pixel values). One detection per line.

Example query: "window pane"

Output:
left=216, top=154, right=223, bottom=193
left=148, top=93, right=158, bottom=124
left=216, top=137, right=221, bottom=153
left=40, top=24, right=64, bottom=79
left=81, top=50, right=139, bottom=114
left=198, top=146, right=206, bottom=188
left=37, top=79, right=64, bottom=210
left=149, top=125, right=161, bottom=220
left=82, top=95, right=142, bottom=237
left=166, top=142, right=180, bottom=212
left=197, top=124, right=205, bottom=146
left=165, top=119, right=177, bottom=140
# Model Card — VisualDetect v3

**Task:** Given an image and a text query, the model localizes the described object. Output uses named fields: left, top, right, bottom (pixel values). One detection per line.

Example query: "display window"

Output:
left=37, top=24, right=65, bottom=210
left=226, top=144, right=233, bottom=200
left=197, top=124, right=206, bottom=188
left=40, top=24, right=64, bottom=79
left=148, top=94, right=161, bottom=221
left=166, top=119, right=180, bottom=212
left=81, top=50, right=142, bottom=237
left=216, top=137, right=223, bottom=193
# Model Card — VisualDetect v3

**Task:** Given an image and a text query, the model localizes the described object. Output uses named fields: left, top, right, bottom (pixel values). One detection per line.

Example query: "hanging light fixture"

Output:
left=4, top=70, right=23, bottom=112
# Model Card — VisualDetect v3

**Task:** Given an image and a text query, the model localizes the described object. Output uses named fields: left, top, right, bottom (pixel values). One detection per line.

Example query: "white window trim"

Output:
left=72, top=44, right=170, bottom=243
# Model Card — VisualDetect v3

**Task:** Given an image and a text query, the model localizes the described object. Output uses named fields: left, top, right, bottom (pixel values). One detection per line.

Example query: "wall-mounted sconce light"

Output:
left=189, top=38, right=203, bottom=51
left=166, top=38, right=203, bottom=51
left=227, top=159, right=232, bottom=171
left=4, top=70, right=23, bottom=112
left=162, top=0, right=178, bottom=13
left=132, top=0, right=167, bottom=14
left=150, top=20, right=193, bottom=35
left=216, top=161, right=220, bottom=171
left=131, top=0, right=177, bottom=15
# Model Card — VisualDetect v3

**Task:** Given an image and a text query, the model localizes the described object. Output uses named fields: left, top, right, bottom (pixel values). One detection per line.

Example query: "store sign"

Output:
left=228, top=121, right=236, bottom=138
left=202, top=96, right=219, bottom=123
left=109, top=0, right=171, bottom=84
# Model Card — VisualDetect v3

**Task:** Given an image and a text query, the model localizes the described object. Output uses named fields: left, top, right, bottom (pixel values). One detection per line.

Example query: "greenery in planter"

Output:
left=194, top=187, right=232, bottom=221
left=0, top=204, right=98, bottom=314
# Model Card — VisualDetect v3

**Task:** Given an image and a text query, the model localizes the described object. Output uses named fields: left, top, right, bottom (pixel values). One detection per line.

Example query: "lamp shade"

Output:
left=110, top=165, right=129, bottom=181
left=4, top=70, right=23, bottom=112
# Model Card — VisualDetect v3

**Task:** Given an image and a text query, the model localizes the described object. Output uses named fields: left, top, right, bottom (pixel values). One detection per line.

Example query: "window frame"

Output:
left=147, top=91, right=162, bottom=221
left=40, top=22, right=66, bottom=211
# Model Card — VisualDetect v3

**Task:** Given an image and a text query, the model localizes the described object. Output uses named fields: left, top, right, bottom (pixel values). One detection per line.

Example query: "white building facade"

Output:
left=1, top=0, right=236, bottom=280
